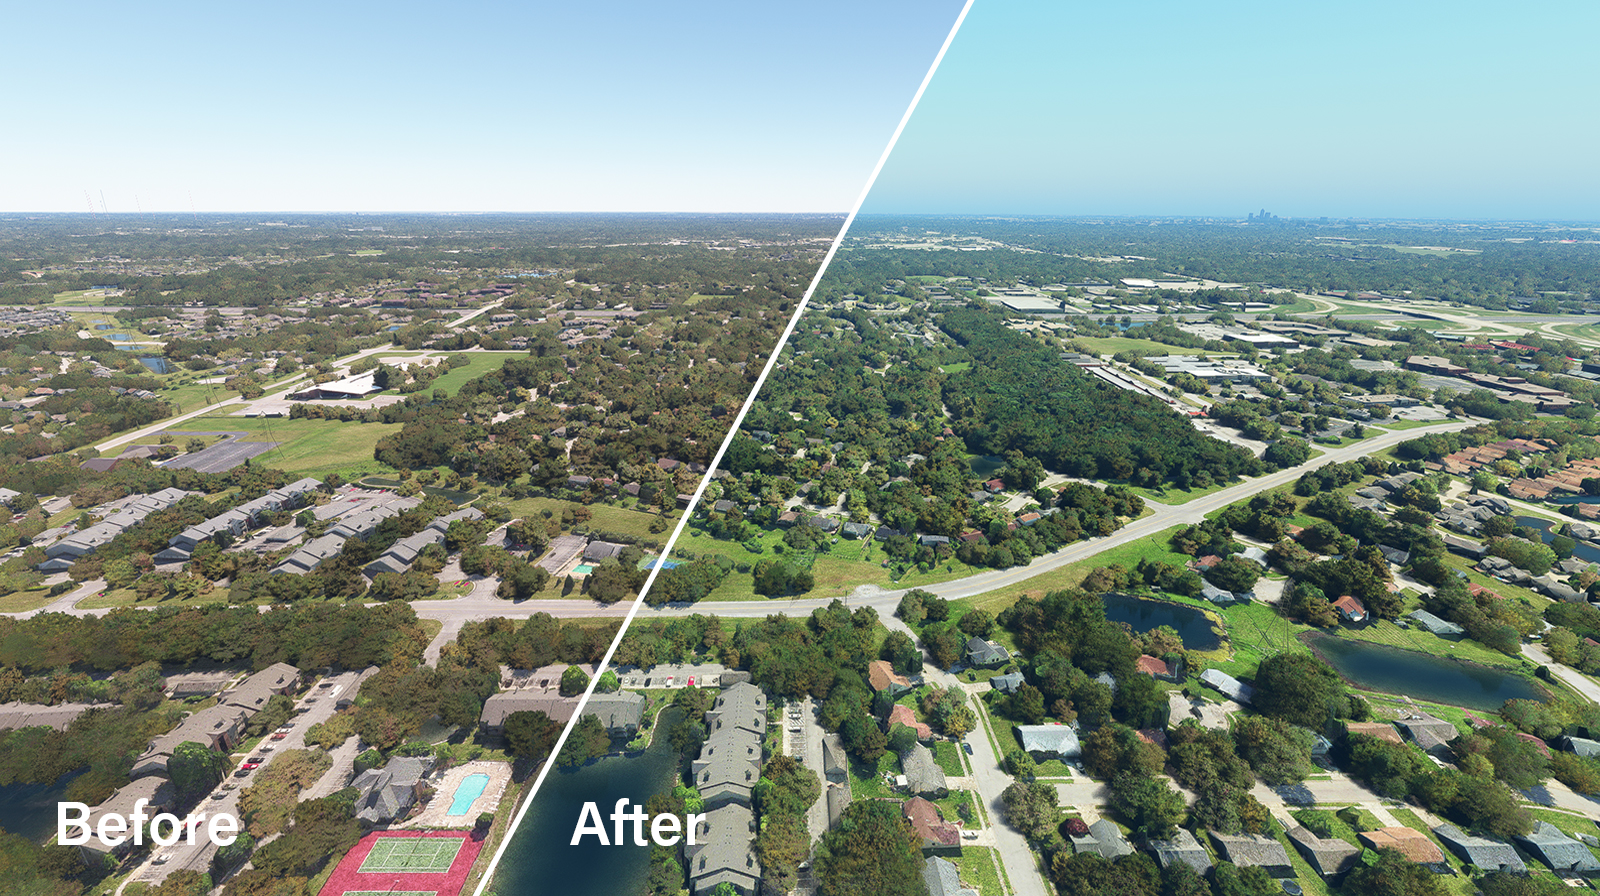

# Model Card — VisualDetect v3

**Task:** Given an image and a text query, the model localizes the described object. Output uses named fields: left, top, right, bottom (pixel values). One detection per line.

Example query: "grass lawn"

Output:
left=1121, top=476, right=1245, bottom=507
left=1341, top=617, right=1526, bottom=670
left=951, top=846, right=1006, bottom=896
left=1371, top=418, right=1442, bottom=432
left=682, top=524, right=986, bottom=602
left=933, top=789, right=976, bottom=823
left=0, top=587, right=57, bottom=613
left=506, top=497, right=664, bottom=542
left=424, top=352, right=524, bottom=397
left=1209, top=601, right=1315, bottom=679
left=163, top=416, right=402, bottom=479
left=76, top=586, right=234, bottom=611
left=934, top=741, right=966, bottom=777
left=849, top=752, right=901, bottom=800
left=956, top=526, right=1190, bottom=617
left=1069, top=335, right=1235, bottom=357
left=941, top=362, right=973, bottom=374
left=1441, top=554, right=1553, bottom=611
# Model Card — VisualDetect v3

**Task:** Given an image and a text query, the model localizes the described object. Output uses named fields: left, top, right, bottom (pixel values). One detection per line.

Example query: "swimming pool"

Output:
left=573, top=564, right=595, bottom=575
left=447, top=773, right=490, bottom=816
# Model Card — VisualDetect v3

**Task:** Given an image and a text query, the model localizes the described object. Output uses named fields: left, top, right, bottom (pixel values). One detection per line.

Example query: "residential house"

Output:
left=1358, top=827, right=1447, bottom=869
left=900, top=743, right=948, bottom=797
left=1016, top=724, right=1080, bottom=759
left=78, top=777, right=176, bottom=858
left=1432, top=824, right=1525, bottom=873
left=1209, top=832, right=1294, bottom=878
left=1199, top=669, right=1254, bottom=705
left=1074, top=819, right=1133, bottom=859
left=1332, top=595, right=1367, bottom=624
left=921, top=856, right=977, bottom=896
left=1150, top=828, right=1213, bottom=875
left=584, top=692, right=646, bottom=738
left=1287, top=826, right=1360, bottom=877
left=990, top=671, right=1025, bottom=695
left=1406, top=610, right=1464, bottom=639
left=888, top=704, right=932, bottom=740
left=963, top=637, right=1010, bottom=668
left=903, top=796, right=962, bottom=855
left=1515, top=821, right=1600, bottom=872
left=867, top=660, right=914, bottom=697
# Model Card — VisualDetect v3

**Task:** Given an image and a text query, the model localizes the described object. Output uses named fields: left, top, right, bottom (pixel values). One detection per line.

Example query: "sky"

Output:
left=863, top=0, right=1600, bottom=221
left=2, top=0, right=966, bottom=213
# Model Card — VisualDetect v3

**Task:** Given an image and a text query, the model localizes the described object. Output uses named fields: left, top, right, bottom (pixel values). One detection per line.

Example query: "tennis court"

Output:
left=357, top=837, right=464, bottom=874
left=343, top=892, right=437, bottom=896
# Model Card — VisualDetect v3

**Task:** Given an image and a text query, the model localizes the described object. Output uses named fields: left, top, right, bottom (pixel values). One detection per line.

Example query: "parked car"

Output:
left=153, top=853, right=171, bottom=865
left=270, top=732, right=288, bottom=740
left=241, top=761, right=262, bottom=771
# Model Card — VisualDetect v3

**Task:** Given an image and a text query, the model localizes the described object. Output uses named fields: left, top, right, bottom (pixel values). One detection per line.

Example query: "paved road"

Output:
left=1523, top=642, right=1600, bottom=706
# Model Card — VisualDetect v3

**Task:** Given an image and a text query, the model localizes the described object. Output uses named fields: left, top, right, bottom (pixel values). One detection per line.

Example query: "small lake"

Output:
left=1516, top=516, right=1600, bottom=565
left=134, top=357, right=173, bottom=373
left=969, top=455, right=1005, bottom=478
left=1551, top=494, right=1600, bottom=506
left=1102, top=593, right=1221, bottom=650
left=494, top=709, right=682, bottom=896
left=1305, top=634, right=1543, bottom=711
left=0, top=770, right=85, bottom=843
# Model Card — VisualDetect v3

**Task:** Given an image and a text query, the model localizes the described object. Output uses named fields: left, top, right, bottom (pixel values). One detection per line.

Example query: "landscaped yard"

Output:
left=505, top=496, right=665, bottom=542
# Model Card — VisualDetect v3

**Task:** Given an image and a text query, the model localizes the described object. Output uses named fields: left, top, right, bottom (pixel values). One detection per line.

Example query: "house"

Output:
left=903, top=796, right=962, bottom=854
left=1074, top=819, right=1133, bottom=859
left=1394, top=715, right=1460, bottom=754
left=841, top=521, right=873, bottom=539
left=1515, top=821, right=1600, bottom=872
left=1199, top=669, right=1254, bottom=705
left=1432, top=823, right=1525, bottom=873
left=921, top=856, right=977, bottom=896
left=1287, top=826, right=1359, bottom=877
left=1563, top=735, right=1600, bottom=758
left=351, top=755, right=432, bottom=824
left=868, top=660, right=914, bottom=697
left=271, top=533, right=346, bottom=574
left=900, top=743, right=948, bottom=797
left=1346, top=721, right=1404, bottom=744
left=1406, top=610, right=1464, bottom=639
left=1209, top=832, right=1294, bottom=878
left=1016, top=724, right=1080, bottom=759
left=1150, top=828, right=1213, bottom=875
left=685, top=803, right=761, bottom=895
left=990, top=671, right=1025, bottom=695
left=1332, top=595, right=1367, bottom=624
left=0, top=702, right=96, bottom=733
left=1358, top=828, right=1446, bottom=868
left=963, top=637, right=1011, bottom=668
left=1135, top=655, right=1181, bottom=681
left=889, top=704, right=933, bottom=741
left=583, top=540, right=628, bottom=563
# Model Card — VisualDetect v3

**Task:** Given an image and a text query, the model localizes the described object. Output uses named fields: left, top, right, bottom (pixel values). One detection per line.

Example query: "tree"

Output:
left=1252, top=653, right=1345, bottom=729
left=1109, top=772, right=1185, bottom=839
left=1340, top=847, right=1447, bottom=896
left=1004, top=747, right=1037, bottom=782
left=999, top=780, right=1061, bottom=844
left=503, top=710, right=560, bottom=761
left=560, top=664, right=591, bottom=697
left=556, top=714, right=610, bottom=767
left=169, top=740, right=229, bottom=802
left=813, top=800, right=926, bottom=896
left=595, top=669, right=621, bottom=693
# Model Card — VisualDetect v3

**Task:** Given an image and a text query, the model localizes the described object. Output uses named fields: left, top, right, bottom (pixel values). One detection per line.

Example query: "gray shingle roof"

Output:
left=686, top=803, right=760, bottom=894
left=1209, top=832, right=1293, bottom=874
left=901, top=742, right=947, bottom=796
left=1151, top=828, right=1213, bottom=874
left=1515, top=821, right=1600, bottom=872
left=1432, top=823, right=1525, bottom=873
left=1287, top=825, right=1360, bottom=876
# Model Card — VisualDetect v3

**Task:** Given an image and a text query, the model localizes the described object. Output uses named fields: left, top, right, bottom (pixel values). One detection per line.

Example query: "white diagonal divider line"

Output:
left=469, top=3, right=975, bottom=892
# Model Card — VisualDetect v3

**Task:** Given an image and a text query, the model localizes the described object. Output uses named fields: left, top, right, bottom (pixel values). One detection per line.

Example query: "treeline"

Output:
left=0, top=602, right=432, bottom=673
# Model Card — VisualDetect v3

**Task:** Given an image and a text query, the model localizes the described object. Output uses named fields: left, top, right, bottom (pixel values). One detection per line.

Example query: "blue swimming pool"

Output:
left=447, top=773, right=490, bottom=816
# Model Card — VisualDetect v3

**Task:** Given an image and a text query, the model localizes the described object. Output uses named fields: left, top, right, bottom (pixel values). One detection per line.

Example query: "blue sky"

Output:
left=864, top=1, right=1600, bottom=220
left=3, top=1, right=965, bottom=213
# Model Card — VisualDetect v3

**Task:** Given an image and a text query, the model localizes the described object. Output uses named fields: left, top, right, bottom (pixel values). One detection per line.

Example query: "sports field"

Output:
left=358, top=837, right=464, bottom=874
left=320, top=831, right=480, bottom=896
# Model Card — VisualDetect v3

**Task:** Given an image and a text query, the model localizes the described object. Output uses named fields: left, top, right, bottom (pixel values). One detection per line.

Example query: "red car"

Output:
left=270, top=732, right=288, bottom=740
left=241, top=761, right=262, bottom=771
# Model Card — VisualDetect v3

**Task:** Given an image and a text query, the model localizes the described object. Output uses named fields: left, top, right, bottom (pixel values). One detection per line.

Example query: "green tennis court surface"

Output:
left=356, top=836, right=463, bottom=873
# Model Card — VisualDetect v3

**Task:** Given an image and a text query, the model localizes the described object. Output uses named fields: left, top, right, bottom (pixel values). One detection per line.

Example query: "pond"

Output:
left=969, top=455, right=1005, bottom=478
left=0, top=770, right=85, bottom=843
left=494, top=708, right=682, bottom=896
left=1101, top=593, right=1221, bottom=650
left=1515, top=516, right=1600, bottom=566
left=134, top=356, right=173, bottom=374
left=1305, top=634, right=1542, bottom=711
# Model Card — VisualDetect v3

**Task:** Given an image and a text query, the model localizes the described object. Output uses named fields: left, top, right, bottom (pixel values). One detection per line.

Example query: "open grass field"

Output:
left=76, top=586, right=234, bottom=611
left=957, top=525, right=1190, bottom=617
left=951, top=846, right=1006, bottom=896
left=0, top=587, right=57, bottom=613
left=164, top=416, right=401, bottom=478
left=424, top=352, right=523, bottom=397
left=684, top=523, right=985, bottom=601
left=506, top=497, right=663, bottom=542
left=1068, top=335, right=1235, bottom=357
left=358, top=838, right=464, bottom=874
left=1121, top=476, right=1242, bottom=506
left=52, top=289, right=117, bottom=306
